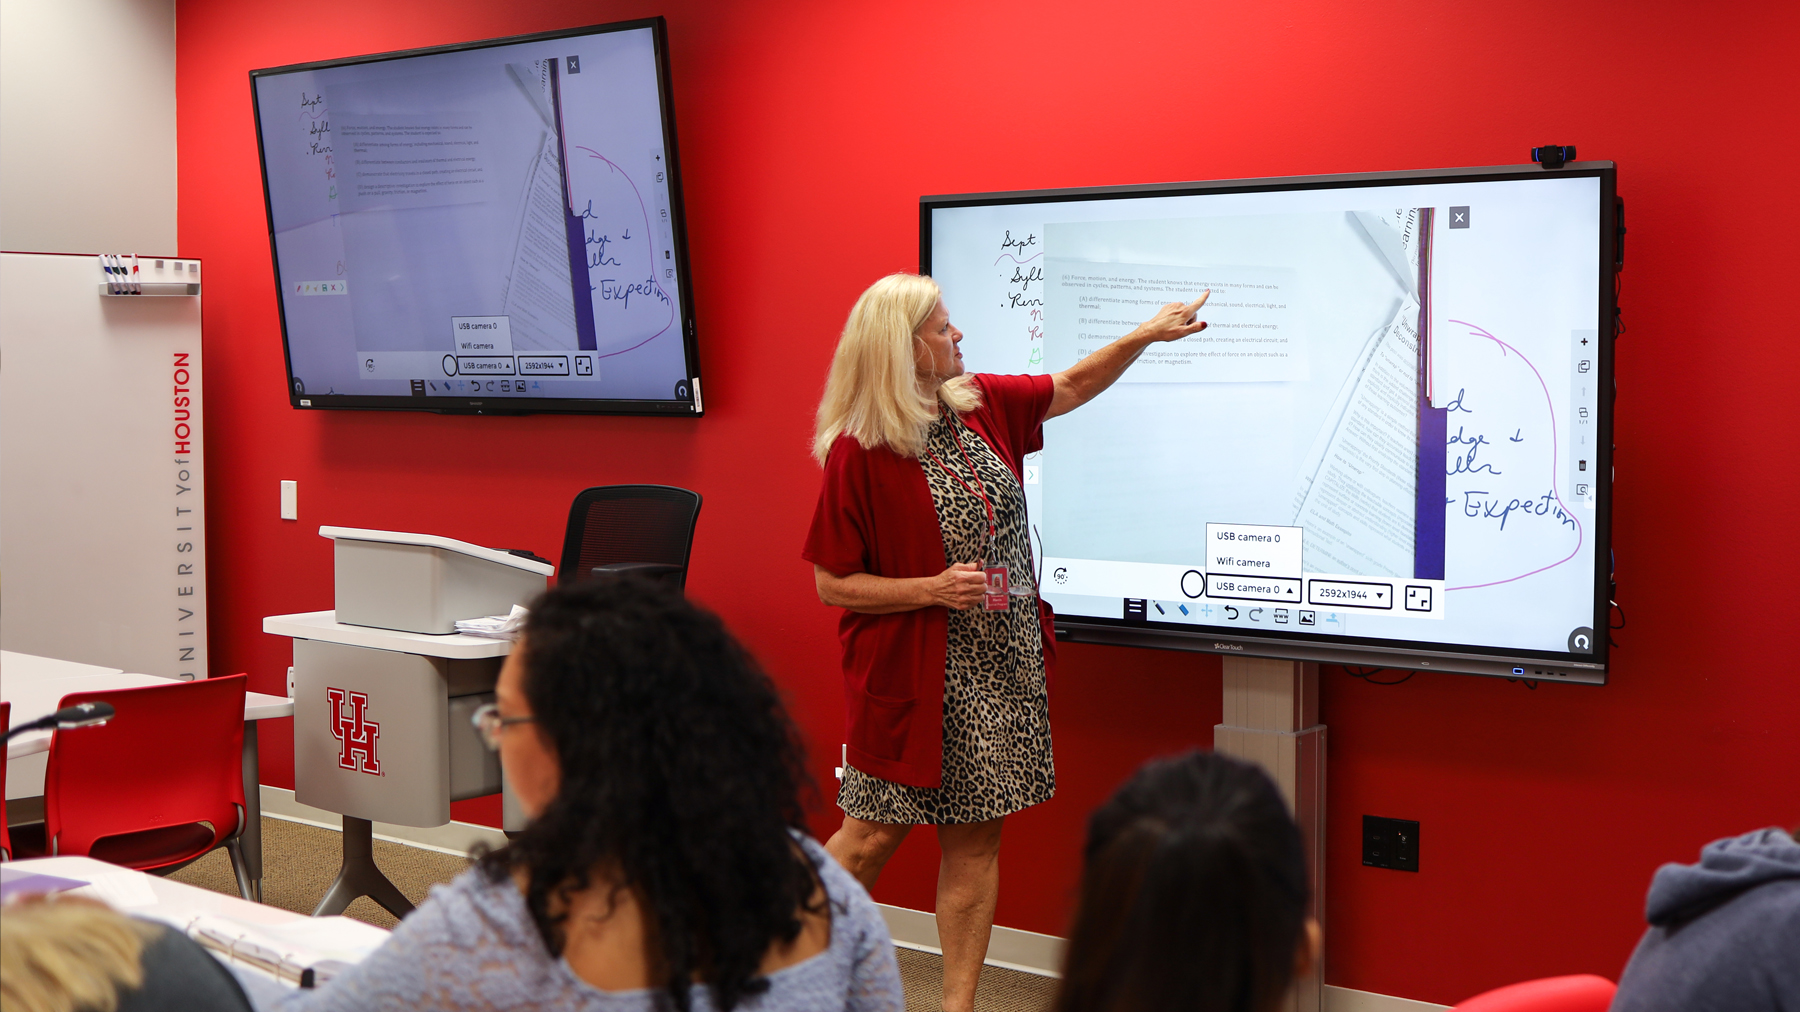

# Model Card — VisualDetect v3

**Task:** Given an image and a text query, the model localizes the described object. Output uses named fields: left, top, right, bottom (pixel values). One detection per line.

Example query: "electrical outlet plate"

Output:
left=1362, top=815, right=1420, bottom=872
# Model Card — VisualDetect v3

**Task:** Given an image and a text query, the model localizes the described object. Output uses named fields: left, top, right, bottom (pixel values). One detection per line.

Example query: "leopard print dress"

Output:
left=836, top=408, right=1055, bottom=825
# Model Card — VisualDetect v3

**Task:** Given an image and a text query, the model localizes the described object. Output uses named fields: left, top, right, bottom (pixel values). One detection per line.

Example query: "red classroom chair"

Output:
left=11, top=674, right=254, bottom=898
left=1453, top=974, right=1616, bottom=1012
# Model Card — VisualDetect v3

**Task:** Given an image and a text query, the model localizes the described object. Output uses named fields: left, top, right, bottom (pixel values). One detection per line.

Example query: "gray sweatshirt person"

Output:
left=1611, top=826, right=1800, bottom=1012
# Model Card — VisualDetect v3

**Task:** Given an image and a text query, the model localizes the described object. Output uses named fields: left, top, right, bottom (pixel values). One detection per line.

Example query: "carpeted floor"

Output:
left=170, top=817, right=1058, bottom=1011
left=893, top=947, right=1059, bottom=1012
left=169, top=816, right=473, bottom=929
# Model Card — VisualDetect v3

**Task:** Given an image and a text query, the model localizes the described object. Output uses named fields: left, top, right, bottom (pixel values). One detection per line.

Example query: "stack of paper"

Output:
left=455, top=604, right=528, bottom=639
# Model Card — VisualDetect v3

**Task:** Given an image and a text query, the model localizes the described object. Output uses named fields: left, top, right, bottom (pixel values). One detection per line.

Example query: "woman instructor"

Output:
left=804, top=273, right=1208, bottom=1011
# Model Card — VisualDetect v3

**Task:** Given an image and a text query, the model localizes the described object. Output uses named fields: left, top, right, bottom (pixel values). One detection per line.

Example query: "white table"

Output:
left=0, top=652, right=122, bottom=681
left=262, top=611, right=517, bottom=660
left=3, top=856, right=389, bottom=994
left=2, top=650, right=295, bottom=900
left=5, top=854, right=313, bottom=925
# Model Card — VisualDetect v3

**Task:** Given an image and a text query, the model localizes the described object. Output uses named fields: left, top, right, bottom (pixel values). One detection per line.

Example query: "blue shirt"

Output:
left=253, top=835, right=904, bottom=1012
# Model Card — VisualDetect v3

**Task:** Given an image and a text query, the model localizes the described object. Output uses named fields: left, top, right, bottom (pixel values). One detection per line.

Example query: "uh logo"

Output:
left=327, top=686, right=382, bottom=775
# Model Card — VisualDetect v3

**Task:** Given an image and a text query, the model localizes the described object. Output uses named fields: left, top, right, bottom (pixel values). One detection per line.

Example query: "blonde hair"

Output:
left=813, top=274, right=980, bottom=464
left=0, top=897, right=156, bottom=1012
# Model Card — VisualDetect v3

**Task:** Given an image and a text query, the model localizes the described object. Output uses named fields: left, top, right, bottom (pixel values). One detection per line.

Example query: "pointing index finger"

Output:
left=1187, top=289, right=1211, bottom=312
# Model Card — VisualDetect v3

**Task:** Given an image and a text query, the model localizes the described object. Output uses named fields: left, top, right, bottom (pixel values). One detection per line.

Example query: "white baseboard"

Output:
left=258, top=786, right=507, bottom=858
left=879, top=903, right=1065, bottom=978
left=874, top=904, right=1446, bottom=1011
left=1324, top=986, right=1450, bottom=1012
left=257, top=788, right=1445, bottom=1011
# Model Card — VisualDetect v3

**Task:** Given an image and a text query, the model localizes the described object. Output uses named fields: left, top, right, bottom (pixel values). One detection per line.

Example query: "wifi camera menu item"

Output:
left=1204, top=523, right=1302, bottom=602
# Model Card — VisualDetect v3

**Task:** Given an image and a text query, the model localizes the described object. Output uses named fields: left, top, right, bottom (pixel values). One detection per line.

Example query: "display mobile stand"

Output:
left=1215, top=658, right=1326, bottom=1012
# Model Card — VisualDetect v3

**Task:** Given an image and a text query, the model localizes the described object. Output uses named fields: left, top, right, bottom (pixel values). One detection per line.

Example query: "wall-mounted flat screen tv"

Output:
left=923, top=162, right=1619, bottom=682
left=251, top=18, right=701, bottom=415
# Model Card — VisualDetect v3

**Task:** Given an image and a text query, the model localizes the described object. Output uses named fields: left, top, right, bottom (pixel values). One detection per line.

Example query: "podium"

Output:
left=264, top=528, right=551, bottom=917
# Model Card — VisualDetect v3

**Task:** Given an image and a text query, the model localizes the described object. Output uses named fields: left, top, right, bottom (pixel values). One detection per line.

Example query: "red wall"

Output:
left=176, top=0, right=1800, bottom=1003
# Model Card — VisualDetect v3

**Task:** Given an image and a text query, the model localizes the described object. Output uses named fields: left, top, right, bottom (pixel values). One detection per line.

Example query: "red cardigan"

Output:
left=803, top=373, right=1057, bottom=788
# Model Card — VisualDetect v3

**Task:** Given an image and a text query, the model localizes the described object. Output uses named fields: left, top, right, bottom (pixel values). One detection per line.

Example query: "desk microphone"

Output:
left=4, top=702, right=115, bottom=742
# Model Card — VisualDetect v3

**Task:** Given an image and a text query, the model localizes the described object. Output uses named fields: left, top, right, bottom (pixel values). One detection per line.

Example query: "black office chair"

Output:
left=558, top=485, right=703, bottom=590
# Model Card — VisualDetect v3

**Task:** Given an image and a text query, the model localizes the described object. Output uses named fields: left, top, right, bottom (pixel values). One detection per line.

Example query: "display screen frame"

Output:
left=921, top=162, right=1619, bottom=684
left=250, top=17, right=703, bottom=417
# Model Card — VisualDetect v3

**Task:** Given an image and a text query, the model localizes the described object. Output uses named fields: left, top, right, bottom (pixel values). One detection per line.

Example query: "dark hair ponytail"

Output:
left=1055, top=751, right=1309, bottom=1012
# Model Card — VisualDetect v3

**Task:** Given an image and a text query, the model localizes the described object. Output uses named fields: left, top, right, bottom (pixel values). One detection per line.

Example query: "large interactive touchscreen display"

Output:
left=252, top=19, right=700, bottom=415
left=924, top=164, right=1617, bottom=682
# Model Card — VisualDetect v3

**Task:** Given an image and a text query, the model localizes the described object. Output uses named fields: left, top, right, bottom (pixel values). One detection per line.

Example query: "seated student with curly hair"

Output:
left=262, top=576, right=904, bottom=1012
left=1054, top=750, right=1320, bottom=1012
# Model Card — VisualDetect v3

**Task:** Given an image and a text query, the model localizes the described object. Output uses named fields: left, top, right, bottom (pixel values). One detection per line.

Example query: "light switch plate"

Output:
left=280, top=480, right=297, bottom=520
left=1363, top=815, right=1421, bottom=872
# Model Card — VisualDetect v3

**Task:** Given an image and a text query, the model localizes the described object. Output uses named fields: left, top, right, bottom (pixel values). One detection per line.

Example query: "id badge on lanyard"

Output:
left=982, top=563, right=1010, bottom=611
left=927, top=424, right=1012, bottom=611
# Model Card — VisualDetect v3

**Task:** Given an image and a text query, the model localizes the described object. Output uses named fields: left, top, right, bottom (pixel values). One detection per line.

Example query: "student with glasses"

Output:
left=264, top=576, right=905, bottom=1012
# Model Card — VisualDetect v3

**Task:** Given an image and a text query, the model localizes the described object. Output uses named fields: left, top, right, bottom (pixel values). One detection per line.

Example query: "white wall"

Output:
left=0, top=253, right=207, bottom=681
left=0, top=0, right=177, bottom=253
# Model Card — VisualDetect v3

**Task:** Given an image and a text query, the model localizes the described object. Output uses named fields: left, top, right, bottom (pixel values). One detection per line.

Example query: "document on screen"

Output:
left=505, top=60, right=556, bottom=130
left=552, top=60, right=681, bottom=360
left=1291, top=297, right=1422, bottom=577
left=1351, top=208, right=1429, bottom=299
left=333, top=114, right=495, bottom=212
left=1044, top=260, right=1304, bottom=382
left=501, top=131, right=580, bottom=351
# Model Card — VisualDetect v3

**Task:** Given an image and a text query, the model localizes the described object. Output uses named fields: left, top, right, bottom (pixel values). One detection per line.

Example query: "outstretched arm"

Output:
left=1047, top=292, right=1209, bottom=419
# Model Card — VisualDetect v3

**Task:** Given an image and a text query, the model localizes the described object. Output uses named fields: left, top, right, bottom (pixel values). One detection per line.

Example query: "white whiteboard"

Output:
left=0, top=251, right=207, bottom=680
